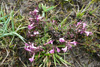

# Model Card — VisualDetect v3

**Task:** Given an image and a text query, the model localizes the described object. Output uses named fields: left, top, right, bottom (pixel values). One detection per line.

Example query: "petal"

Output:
left=29, top=53, right=35, bottom=62
left=24, top=47, right=31, bottom=52
left=44, top=40, right=53, bottom=45
left=70, top=41, right=77, bottom=46
left=25, top=43, right=29, bottom=46
left=56, top=47, right=60, bottom=53
left=48, top=40, right=53, bottom=44
left=67, top=45, right=72, bottom=49
left=28, top=25, right=33, bottom=30
left=76, top=22, right=81, bottom=27
left=34, top=31, right=39, bottom=35
left=29, top=11, right=32, bottom=15
left=31, top=43, right=37, bottom=49
left=83, top=23, right=87, bottom=29
left=52, top=20, right=55, bottom=23
left=49, top=49, right=54, bottom=54
left=36, top=15, right=43, bottom=21
left=33, top=9, right=39, bottom=13
left=59, top=38, right=65, bottom=43
left=62, top=46, right=67, bottom=52
left=85, top=31, right=92, bottom=36
left=29, top=18, right=33, bottom=21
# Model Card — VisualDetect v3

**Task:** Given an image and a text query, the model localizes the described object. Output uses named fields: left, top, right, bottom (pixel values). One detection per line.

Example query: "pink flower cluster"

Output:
left=76, top=22, right=92, bottom=36
left=49, top=38, right=77, bottom=54
left=28, top=9, right=43, bottom=37
left=59, top=38, right=77, bottom=52
left=44, top=40, right=61, bottom=53
left=24, top=43, right=43, bottom=62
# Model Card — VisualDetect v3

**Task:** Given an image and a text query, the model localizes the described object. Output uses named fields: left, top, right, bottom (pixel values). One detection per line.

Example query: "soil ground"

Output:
left=0, top=0, right=100, bottom=67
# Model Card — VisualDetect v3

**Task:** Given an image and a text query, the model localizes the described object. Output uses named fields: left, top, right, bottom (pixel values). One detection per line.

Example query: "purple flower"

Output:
left=52, top=20, right=55, bottom=24
left=56, top=47, right=60, bottom=53
left=82, top=23, right=87, bottom=29
left=66, top=43, right=72, bottom=49
left=29, top=11, right=33, bottom=15
left=33, top=9, right=39, bottom=13
left=48, top=40, right=53, bottom=44
left=24, top=42, right=43, bottom=62
left=62, top=46, right=67, bottom=52
left=30, top=44, right=37, bottom=50
left=28, top=23, right=35, bottom=30
left=49, top=48, right=54, bottom=54
left=29, top=53, right=35, bottom=62
left=85, top=31, right=93, bottom=36
left=80, top=29, right=85, bottom=34
left=34, top=31, right=39, bottom=35
left=59, top=38, right=65, bottom=43
left=25, top=43, right=29, bottom=46
left=29, top=9, right=39, bottom=15
left=70, top=41, right=77, bottom=46
left=24, top=43, right=37, bottom=52
left=24, top=46, right=32, bottom=52
left=36, top=15, right=43, bottom=21
left=28, top=25, right=33, bottom=30
left=76, top=22, right=81, bottom=27
left=44, top=40, right=53, bottom=45
left=29, top=18, right=33, bottom=21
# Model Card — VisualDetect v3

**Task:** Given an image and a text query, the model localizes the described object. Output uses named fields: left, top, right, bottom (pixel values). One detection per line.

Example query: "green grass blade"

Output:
left=55, top=54, right=71, bottom=66
left=46, top=6, right=55, bottom=12
left=12, top=32, right=25, bottom=43
left=0, top=15, right=8, bottom=20
left=53, top=54, right=56, bottom=66
left=3, top=17, right=10, bottom=33
left=0, top=32, right=13, bottom=38
left=60, top=12, right=71, bottom=28
left=42, top=4, right=55, bottom=12
left=10, top=10, right=15, bottom=31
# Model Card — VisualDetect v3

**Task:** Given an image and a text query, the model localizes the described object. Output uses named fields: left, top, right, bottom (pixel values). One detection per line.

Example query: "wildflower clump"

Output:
left=24, top=9, right=93, bottom=66
left=75, top=22, right=93, bottom=36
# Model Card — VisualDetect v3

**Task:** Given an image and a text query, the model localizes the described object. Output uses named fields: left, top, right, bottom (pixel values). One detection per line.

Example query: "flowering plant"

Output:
left=24, top=8, right=93, bottom=66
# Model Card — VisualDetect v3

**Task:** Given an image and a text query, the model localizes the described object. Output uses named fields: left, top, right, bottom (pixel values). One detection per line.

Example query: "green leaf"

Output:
left=46, top=6, right=55, bottom=12
left=42, top=4, right=47, bottom=12
left=42, top=11, right=45, bottom=17
left=53, top=54, right=56, bottom=66
left=38, top=3, right=42, bottom=9
left=42, top=4, right=55, bottom=12
left=57, top=45, right=65, bottom=47
left=44, top=53, right=51, bottom=56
